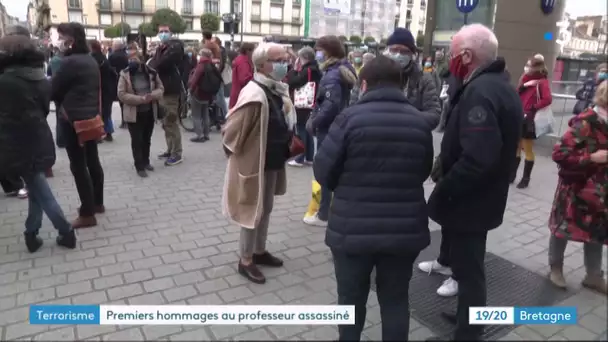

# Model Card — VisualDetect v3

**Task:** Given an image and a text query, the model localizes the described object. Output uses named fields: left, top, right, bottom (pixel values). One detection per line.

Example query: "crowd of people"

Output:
left=0, top=21, right=606, bottom=341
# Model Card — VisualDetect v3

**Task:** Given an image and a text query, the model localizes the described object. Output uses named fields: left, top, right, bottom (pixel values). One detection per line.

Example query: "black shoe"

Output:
left=203, top=136, right=210, bottom=141
left=104, top=134, right=113, bottom=142
left=190, top=136, right=207, bottom=143
left=56, top=230, right=77, bottom=249
left=24, top=232, right=43, bottom=253
left=145, top=165, right=155, bottom=171
left=516, top=160, right=534, bottom=189
left=158, top=152, right=170, bottom=159
left=137, top=170, right=149, bottom=178
left=426, top=337, right=448, bottom=341
left=441, top=311, right=457, bottom=325
left=509, top=157, right=521, bottom=184
left=238, top=261, right=266, bottom=284
left=253, top=252, right=284, bottom=267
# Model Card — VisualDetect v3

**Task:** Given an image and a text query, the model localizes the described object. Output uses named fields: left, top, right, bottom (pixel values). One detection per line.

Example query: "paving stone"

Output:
left=127, top=292, right=166, bottom=305
left=107, top=284, right=144, bottom=301
left=560, top=325, right=598, bottom=341
left=163, top=285, right=198, bottom=302
left=218, top=285, right=255, bottom=303
left=101, top=327, right=144, bottom=341
left=142, top=325, right=182, bottom=340
left=187, top=292, right=225, bottom=305
left=143, top=277, right=175, bottom=293
left=76, top=325, right=117, bottom=340
left=209, top=325, right=249, bottom=340
left=33, top=326, right=75, bottom=341
left=578, top=313, right=608, bottom=334
left=56, top=281, right=93, bottom=297
left=93, top=275, right=124, bottom=290
left=168, top=328, right=211, bottom=341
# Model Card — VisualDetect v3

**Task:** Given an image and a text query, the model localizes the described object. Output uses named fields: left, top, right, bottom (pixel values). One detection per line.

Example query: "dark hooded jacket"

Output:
left=286, top=60, right=323, bottom=125
left=402, top=62, right=442, bottom=129
left=0, top=46, right=55, bottom=177
left=308, top=58, right=357, bottom=135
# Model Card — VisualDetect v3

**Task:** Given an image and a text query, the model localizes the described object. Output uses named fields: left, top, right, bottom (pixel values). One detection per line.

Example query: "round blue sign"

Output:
left=456, top=0, right=479, bottom=14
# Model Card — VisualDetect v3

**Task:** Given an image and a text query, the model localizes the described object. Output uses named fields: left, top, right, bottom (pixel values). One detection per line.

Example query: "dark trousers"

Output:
left=61, top=120, right=104, bottom=217
left=445, top=230, right=488, bottom=341
left=317, top=133, right=331, bottom=221
left=295, top=121, right=314, bottom=163
left=119, top=102, right=125, bottom=125
left=55, top=109, right=66, bottom=148
left=127, top=111, right=155, bottom=171
left=332, top=250, right=418, bottom=341
left=437, top=228, right=458, bottom=281
left=1, top=176, right=23, bottom=194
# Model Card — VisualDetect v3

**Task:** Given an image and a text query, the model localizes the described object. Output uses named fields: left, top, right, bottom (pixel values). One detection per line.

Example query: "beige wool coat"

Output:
left=221, top=81, right=288, bottom=229
left=117, top=66, right=164, bottom=123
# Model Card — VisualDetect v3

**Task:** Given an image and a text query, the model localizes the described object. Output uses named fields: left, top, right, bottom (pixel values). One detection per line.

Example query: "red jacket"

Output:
left=518, top=76, right=552, bottom=120
left=229, top=54, right=253, bottom=109
left=188, top=57, right=214, bottom=101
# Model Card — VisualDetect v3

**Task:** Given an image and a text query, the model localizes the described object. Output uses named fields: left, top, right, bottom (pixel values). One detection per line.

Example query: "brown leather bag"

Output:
left=71, top=76, right=106, bottom=145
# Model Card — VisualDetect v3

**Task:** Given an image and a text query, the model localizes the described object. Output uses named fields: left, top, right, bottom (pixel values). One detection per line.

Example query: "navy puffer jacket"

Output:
left=313, top=87, right=434, bottom=255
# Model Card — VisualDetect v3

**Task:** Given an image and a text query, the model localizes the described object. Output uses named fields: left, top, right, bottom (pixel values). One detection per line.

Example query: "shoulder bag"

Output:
left=533, top=82, right=555, bottom=137
left=71, top=76, right=106, bottom=145
left=293, top=68, right=316, bottom=109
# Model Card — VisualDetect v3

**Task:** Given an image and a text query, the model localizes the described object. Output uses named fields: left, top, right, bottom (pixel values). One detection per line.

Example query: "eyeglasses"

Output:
left=158, top=30, right=170, bottom=34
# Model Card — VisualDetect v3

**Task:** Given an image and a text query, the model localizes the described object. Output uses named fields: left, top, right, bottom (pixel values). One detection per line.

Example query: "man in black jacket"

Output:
left=149, top=25, right=185, bottom=166
left=313, top=55, right=434, bottom=342
left=108, top=42, right=129, bottom=128
left=427, top=24, right=522, bottom=341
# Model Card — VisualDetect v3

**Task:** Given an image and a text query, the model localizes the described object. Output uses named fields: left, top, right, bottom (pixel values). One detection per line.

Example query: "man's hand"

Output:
left=590, top=150, right=607, bottom=164
left=143, top=94, right=154, bottom=103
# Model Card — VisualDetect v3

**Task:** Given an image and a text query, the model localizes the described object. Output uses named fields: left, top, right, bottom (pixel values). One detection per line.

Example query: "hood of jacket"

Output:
left=321, top=58, right=357, bottom=87
left=3, top=66, right=46, bottom=81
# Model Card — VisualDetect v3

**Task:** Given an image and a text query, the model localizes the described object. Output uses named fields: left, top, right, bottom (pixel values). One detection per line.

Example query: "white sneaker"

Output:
left=17, top=188, right=28, bottom=199
left=437, top=277, right=459, bottom=297
left=288, top=160, right=304, bottom=167
left=303, top=214, right=328, bottom=227
left=418, top=259, right=453, bottom=276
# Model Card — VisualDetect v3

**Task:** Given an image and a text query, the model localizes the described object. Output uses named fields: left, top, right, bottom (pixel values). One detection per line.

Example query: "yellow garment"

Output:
left=517, top=139, right=535, bottom=161
left=304, top=180, right=322, bottom=218
left=355, top=65, right=363, bottom=75
left=423, top=67, right=434, bottom=73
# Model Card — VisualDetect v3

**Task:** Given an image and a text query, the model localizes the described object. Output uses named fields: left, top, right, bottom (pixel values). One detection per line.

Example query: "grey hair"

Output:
left=456, top=23, right=498, bottom=63
left=199, top=48, right=213, bottom=58
left=297, top=46, right=315, bottom=62
left=252, top=42, right=285, bottom=68
left=362, top=52, right=375, bottom=63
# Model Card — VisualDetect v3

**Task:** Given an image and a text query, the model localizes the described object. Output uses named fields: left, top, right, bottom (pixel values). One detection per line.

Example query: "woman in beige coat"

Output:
left=117, top=50, right=164, bottom=177
left=222, top=43, right=296, bottom=284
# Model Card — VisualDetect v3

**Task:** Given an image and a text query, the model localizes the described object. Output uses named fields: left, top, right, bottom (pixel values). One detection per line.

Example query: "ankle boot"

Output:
left=582, top=272, right=607, bottom=295
left=549, top=265, right=567, bottom=289
left=24, top=232, right=43, bottom=253
left=56, top=230, right=77, bottom=249
left=516, top=160, right=534, bottom=189
left=72, top=216, right=97, bottom=229
left=509, top=157, right=521, bottom=184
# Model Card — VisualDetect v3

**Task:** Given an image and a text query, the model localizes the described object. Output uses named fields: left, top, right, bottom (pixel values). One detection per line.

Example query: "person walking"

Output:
left=511, top=54, right=553, bottom=189
left=286, top=46, right=322, bottom=167
left=118, top=50, right=165, bottom=177
left=548, top=80, right=607, bottom=295
left=108, top=41, right=129, bottom=128
left=214, top=37, right=229, bottom=122
left=0, top=33, right=76, bottom=252
left=188, top=48, right=221, bottom=142
left=314, top=55, right=434, bottom=341
left=426, top=24, right=522, bottom=341
left=222, top=43, right=295, bottom=284
left=148, top=25, right=185, bottom=166
left=304, top=35, right=357, bottom=227
left=51, top=22, right=105, bottom=229
left=229, top=43, right=255, bottom=109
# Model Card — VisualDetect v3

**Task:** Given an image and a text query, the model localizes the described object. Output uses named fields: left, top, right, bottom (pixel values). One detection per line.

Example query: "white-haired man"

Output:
left=425, top=24, right=523, bottom=341
left=222, top=43, right=297, bottom=284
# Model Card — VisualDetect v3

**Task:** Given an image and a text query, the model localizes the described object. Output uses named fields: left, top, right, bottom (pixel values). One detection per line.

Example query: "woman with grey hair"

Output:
left=187, top=48, right=215, bottom=142
left=286, top=46, right=322, bottom=167
left=222, top=43, right=297, bottom=284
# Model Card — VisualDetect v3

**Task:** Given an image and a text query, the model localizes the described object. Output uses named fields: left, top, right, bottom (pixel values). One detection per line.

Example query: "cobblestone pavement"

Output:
left=0, top=105, right=606, bottom=341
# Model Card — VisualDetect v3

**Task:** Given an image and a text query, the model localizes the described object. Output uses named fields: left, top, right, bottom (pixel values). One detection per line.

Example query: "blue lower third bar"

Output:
left=514, top=306, right=577, bottom=325
left=30, top=305, right=100, bottom=325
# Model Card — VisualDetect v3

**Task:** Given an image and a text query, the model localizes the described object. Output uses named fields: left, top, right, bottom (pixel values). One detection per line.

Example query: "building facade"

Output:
left=28, top=0, right=305, bottom=42
left=424, top=0, right=566, bottom=86
left=394, top=0, right=427, bottom=40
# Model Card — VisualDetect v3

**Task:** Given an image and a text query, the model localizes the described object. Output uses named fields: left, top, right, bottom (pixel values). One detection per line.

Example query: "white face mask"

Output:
left=524, top=66, right=530, bottom=74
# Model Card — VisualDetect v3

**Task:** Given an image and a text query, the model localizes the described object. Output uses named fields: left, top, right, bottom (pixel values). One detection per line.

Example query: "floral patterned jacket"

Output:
left=549, top=107, right=608, bottom=245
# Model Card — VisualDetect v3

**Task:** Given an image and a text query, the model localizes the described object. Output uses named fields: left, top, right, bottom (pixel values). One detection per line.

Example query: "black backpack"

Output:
left=198, top=63, right=222, bottom=94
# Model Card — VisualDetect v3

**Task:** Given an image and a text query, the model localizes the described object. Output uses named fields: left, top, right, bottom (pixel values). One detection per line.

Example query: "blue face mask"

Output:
left=354, top=57, right=362, bottom=64
left=187, top=52, right=193, bottom=57
left=424, top=62, right=432, bottom=68
left=598, top=72, right=608, bottom=81
left=315, top=51, right=325, bottom=62
left=385, top=52, right=412, bottom=68
left=270, top=62, right=288, bottom=81
left=158, top=32, right=171, bottom=42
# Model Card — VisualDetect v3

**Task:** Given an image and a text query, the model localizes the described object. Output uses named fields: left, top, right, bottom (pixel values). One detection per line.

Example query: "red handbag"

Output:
left=72, top=76, right=106, bottom=145
left=290, top=135, right=305, bottom=158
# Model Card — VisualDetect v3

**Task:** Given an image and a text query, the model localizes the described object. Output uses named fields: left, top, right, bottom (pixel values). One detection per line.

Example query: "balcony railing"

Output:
left=182, top=7, right=193, bottom=15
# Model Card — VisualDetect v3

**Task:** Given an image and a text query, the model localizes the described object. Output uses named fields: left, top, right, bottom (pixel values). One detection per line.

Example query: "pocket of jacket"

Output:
left=237, top=173, right=260, bottom=205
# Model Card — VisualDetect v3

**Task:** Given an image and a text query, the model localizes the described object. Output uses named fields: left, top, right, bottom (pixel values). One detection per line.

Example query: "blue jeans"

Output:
left=317, top=133, right=331, bottom=221
left=22, top=172, right=71, bottom=234
left=215, top=85, right=228, bottom=121
left=295, top=122, right=314, bottom=163
left=103, top=103, right=114, bottom=135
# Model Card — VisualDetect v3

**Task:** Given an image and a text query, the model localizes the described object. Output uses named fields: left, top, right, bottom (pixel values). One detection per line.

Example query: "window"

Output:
left=270, top=5, right=283, bottom=20
left=68, top=10, right=83, bottom=23
left=291, top=26, right=300, bottom=35
left=156, top=0, right=168, bottom=8
left=292, top=8, right=300, bottom=18
left=250, top=23, right=261, bottom=33
left=184, top=19, right=193, bottom=30
left=124, top=14, right=144, bottom=27
left=205, top=0, right=219, bottom=15
left=270, top=24, right=282, bottom=34
left=68, top=0, right=81, bottom=9
left=251, top=3, right=261, bottom=16
left=98, top=0, right=111, bottom=10
left=100, top=13, right=112, bottom=25
left=182, top=0, right=193, bottom=14
left=406, top=9, right=411, bottom=19
left=233, top=0, right=241, bottom=12
left=124, top=0, right=143, bottom=12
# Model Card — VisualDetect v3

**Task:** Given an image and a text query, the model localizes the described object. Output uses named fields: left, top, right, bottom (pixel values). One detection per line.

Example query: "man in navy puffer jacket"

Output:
left=313, top=55, right=434, bottom=342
